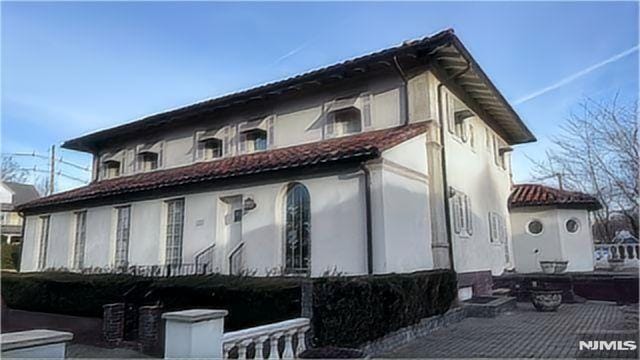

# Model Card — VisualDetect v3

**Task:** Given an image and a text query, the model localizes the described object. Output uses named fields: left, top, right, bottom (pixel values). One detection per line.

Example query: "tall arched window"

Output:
left=285, top=183, right=310, bottom=274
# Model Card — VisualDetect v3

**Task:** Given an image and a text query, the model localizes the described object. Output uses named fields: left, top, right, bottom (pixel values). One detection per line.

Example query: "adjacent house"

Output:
left=1, top=181, right=40, bottom=244
left=509, top=184, right=602, bottom=273
left=17, top=29, right=536, bottom=297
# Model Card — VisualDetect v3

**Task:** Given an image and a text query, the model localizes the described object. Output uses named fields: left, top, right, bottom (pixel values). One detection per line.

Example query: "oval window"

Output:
left=527, top=220, right=544, bottom=235
left=565, top=219, right=580, bottom=233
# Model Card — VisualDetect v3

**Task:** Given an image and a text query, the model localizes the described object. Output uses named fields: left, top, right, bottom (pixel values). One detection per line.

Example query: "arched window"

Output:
left=285, top=183, right=310, bottom=274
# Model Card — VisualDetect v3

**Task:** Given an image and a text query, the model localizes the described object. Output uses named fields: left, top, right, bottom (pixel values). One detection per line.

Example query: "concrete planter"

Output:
left=553, top=261, right=569, bottom=274
left=530, top=290, right=563, bottom=312
left=539, top=261, right=555, bottom=274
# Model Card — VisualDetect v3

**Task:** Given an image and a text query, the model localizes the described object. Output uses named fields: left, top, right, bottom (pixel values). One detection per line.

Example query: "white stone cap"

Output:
left=1, top=329, right=73, bottom=351
left=162, top=309, right=228, bottom=323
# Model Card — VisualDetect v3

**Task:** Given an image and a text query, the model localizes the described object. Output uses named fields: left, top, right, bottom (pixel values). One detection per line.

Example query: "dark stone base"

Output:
left=457, top=270, right=493, bottom=296
left=462, top=296, right=517, bottom=318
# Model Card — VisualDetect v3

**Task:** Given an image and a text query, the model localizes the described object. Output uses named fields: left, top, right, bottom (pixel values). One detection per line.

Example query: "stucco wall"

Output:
left=441, top=89, right=513, bottom=276
left=511, top=207, right=594, bottom=273
left=20, top=173, right=370, bottom=276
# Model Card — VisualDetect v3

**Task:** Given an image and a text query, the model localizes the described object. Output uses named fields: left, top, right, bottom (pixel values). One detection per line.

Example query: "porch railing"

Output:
left=222, top=318, right=310, bottom=359
left=594, top=244, right=640, bottom=268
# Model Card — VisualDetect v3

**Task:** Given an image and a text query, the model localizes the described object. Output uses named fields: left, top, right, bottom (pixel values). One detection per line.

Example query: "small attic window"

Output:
left=331, top=107, right=362, bottom=136
left=242, top=129, right=267, bottom=153
left=201, top=138, right=223, bottom=160
left=454, top=110, right=473, bottom=142
left=103, top=160, right=121, bottom=179
left=138, top=151, right=159, bottom=171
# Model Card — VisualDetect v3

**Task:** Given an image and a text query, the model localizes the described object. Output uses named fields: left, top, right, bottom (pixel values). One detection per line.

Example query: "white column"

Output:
left=162, top=309, right=228, bottom=359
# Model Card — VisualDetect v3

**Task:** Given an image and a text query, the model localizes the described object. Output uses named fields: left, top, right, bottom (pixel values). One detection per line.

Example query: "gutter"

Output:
left=437, top=59, right=471, bottom=270
left=361, top=164, right=374, bottom=275
left=393, top=56, right=410, bottom=126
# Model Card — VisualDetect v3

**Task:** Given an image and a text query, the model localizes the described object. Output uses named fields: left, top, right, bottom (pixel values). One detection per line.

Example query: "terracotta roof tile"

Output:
left=509, top=183, right=601, bottom=210
left=18, top=124, right=426, bottom=212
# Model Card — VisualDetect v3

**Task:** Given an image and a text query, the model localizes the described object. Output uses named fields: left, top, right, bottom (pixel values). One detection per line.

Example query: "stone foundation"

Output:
left=457, top=270, right=493, bottom=296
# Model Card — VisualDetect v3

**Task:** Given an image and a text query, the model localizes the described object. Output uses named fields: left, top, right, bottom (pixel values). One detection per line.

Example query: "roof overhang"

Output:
left=63, top=29, right=535, bottom=152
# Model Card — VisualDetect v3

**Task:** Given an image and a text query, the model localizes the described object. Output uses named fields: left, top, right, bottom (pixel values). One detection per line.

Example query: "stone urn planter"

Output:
left=608, top=258, right=625, bottom=271
left=530, top=289, right=563, bottom=312
left=553, top=261, right=569, bottom=273
left=539, top=261, right=555, bottom=274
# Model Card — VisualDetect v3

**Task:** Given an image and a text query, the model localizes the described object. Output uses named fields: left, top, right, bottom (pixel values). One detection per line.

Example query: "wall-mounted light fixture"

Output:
left=243, top=197, right=257, bottom=212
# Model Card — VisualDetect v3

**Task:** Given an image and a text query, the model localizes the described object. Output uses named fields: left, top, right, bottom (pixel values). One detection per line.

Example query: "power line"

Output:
left=2, top=152, right=91, bottom=172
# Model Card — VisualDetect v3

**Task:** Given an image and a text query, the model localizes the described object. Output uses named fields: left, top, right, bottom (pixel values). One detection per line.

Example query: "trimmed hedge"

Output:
left=310, top=269, right=457, bottom=348
left=1, top=244, right=21, bottom=270
left=1, top=272, right=302, bottom=331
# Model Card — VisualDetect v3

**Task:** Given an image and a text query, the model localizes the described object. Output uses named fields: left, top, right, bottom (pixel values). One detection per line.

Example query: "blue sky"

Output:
left=2, top=1, right=638, bottom=192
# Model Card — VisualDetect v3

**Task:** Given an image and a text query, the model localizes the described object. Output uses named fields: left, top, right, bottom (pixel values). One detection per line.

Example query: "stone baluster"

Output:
left=267, top=332, right=282, bottom=360
left=223, top=343, right=234, bottom=359
left=255, top=335, right=269, bottom=359
left=297, top=327, right=308, bottom=353
left=238, top=339, right=253, bottom=359
left=282, top=331, right=295, bottom=359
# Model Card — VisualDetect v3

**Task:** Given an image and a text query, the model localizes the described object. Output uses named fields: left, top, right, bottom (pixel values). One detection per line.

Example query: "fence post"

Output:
left=162, top=309, right=228, bottom=359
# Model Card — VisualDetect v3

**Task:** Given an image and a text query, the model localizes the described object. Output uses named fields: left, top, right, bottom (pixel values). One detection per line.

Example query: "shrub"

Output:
left=1, top=243, right=21, bottom=270
left=310, top=269, right=457, bottom=348
left=0, top=272, right=302, bottom=330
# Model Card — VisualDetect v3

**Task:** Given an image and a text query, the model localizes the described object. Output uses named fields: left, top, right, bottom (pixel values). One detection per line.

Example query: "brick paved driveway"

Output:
left=379, top=302, right=639, bottom=358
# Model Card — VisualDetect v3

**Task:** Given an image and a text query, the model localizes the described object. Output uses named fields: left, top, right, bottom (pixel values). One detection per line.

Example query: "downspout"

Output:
left=437, top=59, right=471, bottom=269
left=361, top=163, right=374, bottom=275
left=393, top=56, right=410, bottom=126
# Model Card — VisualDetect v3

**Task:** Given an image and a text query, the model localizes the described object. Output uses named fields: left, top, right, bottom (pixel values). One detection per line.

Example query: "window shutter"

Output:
left=451, top=196, right=461, bottom=234
left=239, top=132, right=247, bottom=153
left=465, top=195, right=473, bottom=235
left=325, top=111, right=335, bottom=138
left=362, top=94, right=372, bottom=128
left=447, top=93, right=455, bottom=134
left=488, top=213, right=496, bottom=242
left=194, top=131, right=204, bottom=160
left=158, top=142, right=164, bottom=168
left=267, top=116, right=275, bottom=146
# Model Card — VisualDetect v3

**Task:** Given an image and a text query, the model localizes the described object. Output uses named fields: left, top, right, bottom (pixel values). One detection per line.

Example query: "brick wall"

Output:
left=102, top=303, right=125, bottom=345
left=138, top=305, right=163, bottom=355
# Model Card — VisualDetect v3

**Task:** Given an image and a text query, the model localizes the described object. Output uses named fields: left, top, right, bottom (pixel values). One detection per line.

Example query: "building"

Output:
left=1, top=181, right=40, bottom=244
left=509, top=183, right=602, bottom=273
left=17, top=29, right=535, bottom=297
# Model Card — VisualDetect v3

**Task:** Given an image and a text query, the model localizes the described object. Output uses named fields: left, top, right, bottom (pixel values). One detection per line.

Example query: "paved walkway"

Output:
left=380, top=302, right=639, bottom=359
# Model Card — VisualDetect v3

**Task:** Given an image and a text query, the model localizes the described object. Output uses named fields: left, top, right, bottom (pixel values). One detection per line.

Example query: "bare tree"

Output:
left=1, top=157, right=29, bottom=183
left=530, top=95, right=638, bottom=241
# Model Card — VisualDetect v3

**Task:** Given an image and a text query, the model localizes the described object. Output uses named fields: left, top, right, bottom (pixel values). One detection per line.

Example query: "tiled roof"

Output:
left=18, top=124, right=426, bottom=213
left=509, top=184, right=601, bottom=211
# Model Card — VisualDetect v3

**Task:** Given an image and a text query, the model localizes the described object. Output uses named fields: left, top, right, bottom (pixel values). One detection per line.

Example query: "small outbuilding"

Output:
left=509, top=184, right=602, bottom=273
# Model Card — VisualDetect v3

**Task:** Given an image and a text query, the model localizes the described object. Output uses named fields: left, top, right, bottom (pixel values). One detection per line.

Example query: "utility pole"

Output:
left=49, top=145, right=55, bottom=195
left=555, top=172, right=564, bottom=190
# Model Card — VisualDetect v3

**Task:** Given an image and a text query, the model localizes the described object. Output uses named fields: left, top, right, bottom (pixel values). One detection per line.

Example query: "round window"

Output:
left=565, top=219, right=580, bottom=233
left=527, top=220, right=544, bottom=235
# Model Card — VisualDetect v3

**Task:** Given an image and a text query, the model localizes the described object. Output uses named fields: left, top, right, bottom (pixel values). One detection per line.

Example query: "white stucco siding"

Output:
left=20, top=216, right=39, bottom=271
left=129, top=201, right=163, bottom=265
left=511, top=207, right=594, bottom=273
left=443, top=99, right=513, bottom=276
left=84, top=206, right=114, bottom=267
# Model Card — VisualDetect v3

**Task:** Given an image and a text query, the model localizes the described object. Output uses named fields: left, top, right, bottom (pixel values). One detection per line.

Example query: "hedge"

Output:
left=310, top=269, right=457, bottom=348
left=1, top=272, right=302, bottom=331
left=1, top=244, right=21, bottom=270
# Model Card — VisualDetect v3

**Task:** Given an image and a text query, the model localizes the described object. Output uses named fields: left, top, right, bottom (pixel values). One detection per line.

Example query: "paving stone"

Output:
left=377, top=302, right=639, bottom=359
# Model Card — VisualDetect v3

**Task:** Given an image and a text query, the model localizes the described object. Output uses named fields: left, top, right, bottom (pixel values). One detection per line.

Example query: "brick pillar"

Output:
left=138, top=305, right=163, bottom=355
left=102, top=303, right=125, bottom=345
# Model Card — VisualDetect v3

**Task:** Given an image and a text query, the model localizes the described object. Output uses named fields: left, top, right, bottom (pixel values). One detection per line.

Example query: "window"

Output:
left=138, top=152, right=159, bottom=171
left=330, top=108, right=362, bottom=136
left=527, top=219, right=544, bottom=235
left=450, top=190, right=472, bottom=237
left=165, top=199, right=185, bottom=266
left=37, top=216, right=50, bottom=269
left=73, top=211, right=87, bottom=269
left=202, top=138, right=223, bottom=160
left=493, top=136, right=508, bottom=169
left=285, top=183, right=311, bottom=274
left=241, top=129, right=267, bottom=153
left=469, top=124, right=475, bottom=149
left=453, top=110, right=472, bottom=141
left=489, top=212, right=507, bottom=243
left=565, top=218, right=580, bottom=233
left=229, top=244, right=244, bottom=275
left=485, top=128, right=492, bottom=150
left=115, top=206, right=131, bottom=267
left=103, top=160, right=121, bottom=179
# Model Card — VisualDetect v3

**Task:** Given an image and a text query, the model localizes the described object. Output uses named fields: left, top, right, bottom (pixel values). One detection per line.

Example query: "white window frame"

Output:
left=102, top=160, right=121, bottom=179
left=73, top=211, right=87, bottom=269
left=451, top=189, right=472, bottom=237
left=114, top=206, right=131, bottom=267
left=37, top=215, right=50, bottom=270
left=137, top=151, right=159, bottom=172
left=240, top=129, right=268, bottom=153
left=165, top=198, right=185, bottom=266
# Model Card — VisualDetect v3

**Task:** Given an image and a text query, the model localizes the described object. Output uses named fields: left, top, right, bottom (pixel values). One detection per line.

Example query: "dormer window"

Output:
left=241, top=129, right=267, bottom=153
left=103, top=160, right=121, bottom=179
left=138, top=151, right=158, bottom=171
left=202, top=138, right=223, bottom=160
left=332, top=107, right=362, bottom=136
